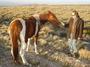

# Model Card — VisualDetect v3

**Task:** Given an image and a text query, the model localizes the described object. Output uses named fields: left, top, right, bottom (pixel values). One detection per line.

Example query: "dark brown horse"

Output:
left=8, top=11, right=60, bottom=65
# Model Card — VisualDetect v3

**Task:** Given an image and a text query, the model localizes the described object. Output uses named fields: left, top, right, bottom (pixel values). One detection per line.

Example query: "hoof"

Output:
left=76, top=59, right=80, bottom=62
left=14, top=60, right=21, bottom=64
left=23, top=62, right=29, bottom=65
left=23, top=63, right=32, bottom=67
left=35, top=52, right=39, bottom=55
left=26, top=48, right=30, bottom=52
left=26, top=49, right=29, bottom=52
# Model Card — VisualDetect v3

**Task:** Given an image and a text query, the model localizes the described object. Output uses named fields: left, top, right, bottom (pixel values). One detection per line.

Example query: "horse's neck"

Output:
left=40, top=14, right=48, bottom=24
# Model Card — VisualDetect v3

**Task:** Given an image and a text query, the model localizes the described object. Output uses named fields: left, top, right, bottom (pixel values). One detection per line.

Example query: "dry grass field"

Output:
left=0, top=5, right=90, bottom=67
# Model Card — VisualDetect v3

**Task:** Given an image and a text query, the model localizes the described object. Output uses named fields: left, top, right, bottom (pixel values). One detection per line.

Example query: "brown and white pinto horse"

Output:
left=8, top=11, right=60, bottom=65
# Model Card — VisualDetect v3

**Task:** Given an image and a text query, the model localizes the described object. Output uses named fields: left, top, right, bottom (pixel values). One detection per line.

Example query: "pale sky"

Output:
left=0, top=0, right=89, bottom=6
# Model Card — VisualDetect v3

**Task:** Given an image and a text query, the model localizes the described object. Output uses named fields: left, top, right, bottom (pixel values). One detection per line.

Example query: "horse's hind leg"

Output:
left=19, top=36, right=28, bottom=65
left=19, top=33, right=31, bottom=66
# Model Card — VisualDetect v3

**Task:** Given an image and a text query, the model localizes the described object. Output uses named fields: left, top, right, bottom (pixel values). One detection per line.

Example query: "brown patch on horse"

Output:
left=8, top=20, right=22, bottom=63
left=25, top=16, right=37, bottom=42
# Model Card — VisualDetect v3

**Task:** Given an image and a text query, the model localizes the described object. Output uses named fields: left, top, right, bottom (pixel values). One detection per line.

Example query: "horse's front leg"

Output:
left=33, top=36, right=39, bottom=54
left=26, top=38, right=31, bottom=52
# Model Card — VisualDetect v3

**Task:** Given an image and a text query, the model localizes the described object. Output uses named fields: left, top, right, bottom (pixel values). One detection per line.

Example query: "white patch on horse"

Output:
left=17, top=18, right=29, bottom=65
left=33, top=14, right=40, bottom=36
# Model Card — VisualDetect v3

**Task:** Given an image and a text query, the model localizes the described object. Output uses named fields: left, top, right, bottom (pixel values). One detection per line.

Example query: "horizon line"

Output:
left=0, top=3, right=90, bottom=7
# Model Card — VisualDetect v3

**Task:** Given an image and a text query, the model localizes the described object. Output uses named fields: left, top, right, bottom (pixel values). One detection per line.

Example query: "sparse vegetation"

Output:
left=0, top=5, right=90, bottom=67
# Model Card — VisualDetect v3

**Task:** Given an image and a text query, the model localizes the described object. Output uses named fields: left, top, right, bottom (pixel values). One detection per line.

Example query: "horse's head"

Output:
left=72, top=10, right=80, bottom=18
left=47, top=11, right=60, bottom=27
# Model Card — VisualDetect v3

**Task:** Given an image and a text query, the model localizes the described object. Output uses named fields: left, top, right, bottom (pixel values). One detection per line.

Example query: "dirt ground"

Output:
left=0, top=24, right=90, bottom=67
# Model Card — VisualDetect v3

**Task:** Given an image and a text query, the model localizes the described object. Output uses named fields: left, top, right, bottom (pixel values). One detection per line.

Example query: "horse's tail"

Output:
left=8, top=22, right=19, bottom=63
